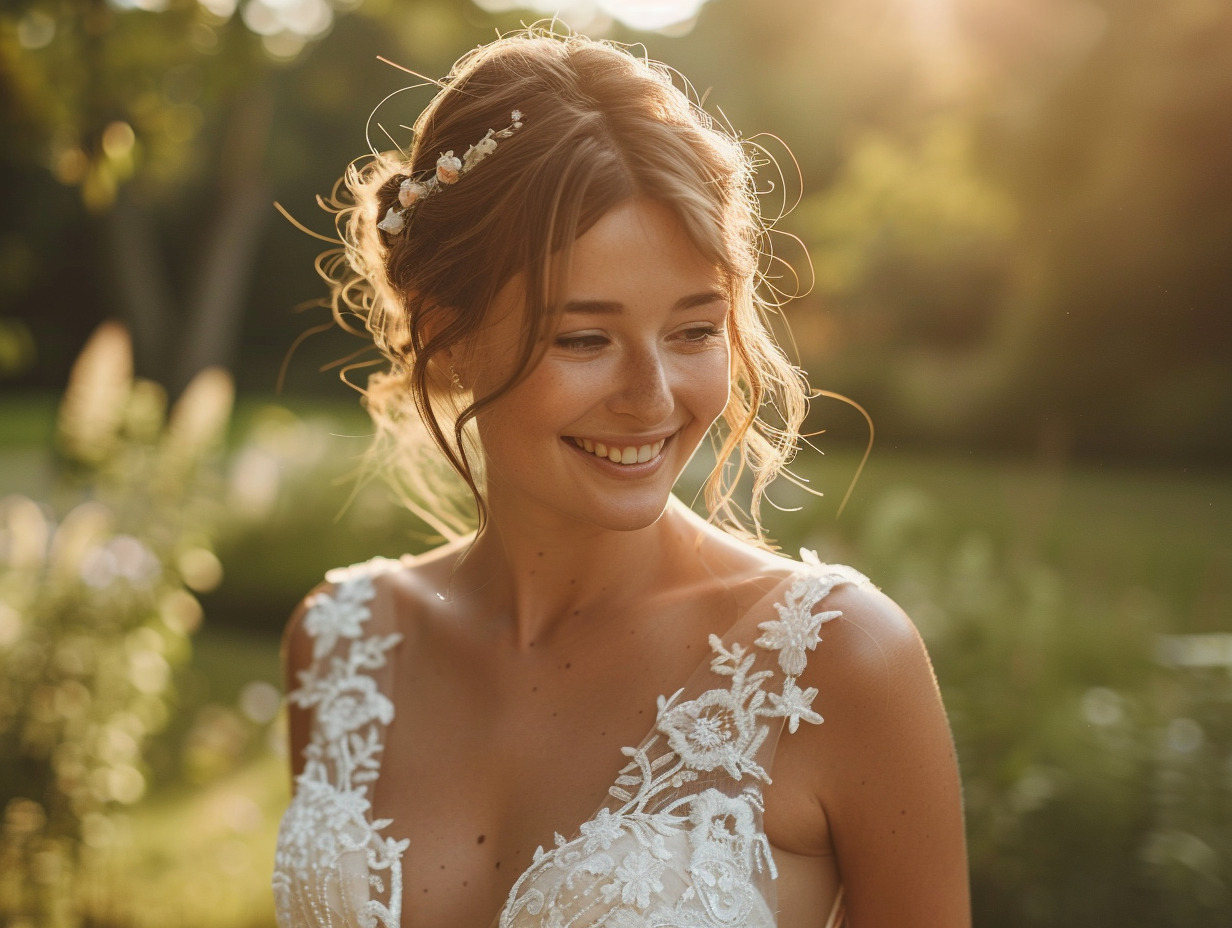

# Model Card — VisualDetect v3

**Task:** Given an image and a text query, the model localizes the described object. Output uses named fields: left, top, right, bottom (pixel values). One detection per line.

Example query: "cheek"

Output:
left=687, top=346, right=733, bottom=425
left=473, top=365, right=573, bottom=450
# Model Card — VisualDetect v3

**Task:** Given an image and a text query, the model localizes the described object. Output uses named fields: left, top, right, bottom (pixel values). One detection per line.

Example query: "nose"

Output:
left=605, top=343, right=674, bottom=424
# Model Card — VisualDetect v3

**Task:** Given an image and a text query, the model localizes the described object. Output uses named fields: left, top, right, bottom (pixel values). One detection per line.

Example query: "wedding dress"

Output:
left=272, top=551, right=865, bottom=928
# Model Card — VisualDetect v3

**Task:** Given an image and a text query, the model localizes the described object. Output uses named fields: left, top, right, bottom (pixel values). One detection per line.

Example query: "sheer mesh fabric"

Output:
left=273, top=552, right=864, bottom=928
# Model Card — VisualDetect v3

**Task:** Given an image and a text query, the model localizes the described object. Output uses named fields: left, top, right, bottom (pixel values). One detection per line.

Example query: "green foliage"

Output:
left=805, top=121, right=1018, bottom=318
left=792, top=484, right=1232, bottom=927
left=0, top=323, right=233, bottom=926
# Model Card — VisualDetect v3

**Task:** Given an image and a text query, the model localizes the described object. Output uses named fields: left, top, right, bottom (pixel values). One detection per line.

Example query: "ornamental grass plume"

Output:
left=56, top=321, right=133, bottom=468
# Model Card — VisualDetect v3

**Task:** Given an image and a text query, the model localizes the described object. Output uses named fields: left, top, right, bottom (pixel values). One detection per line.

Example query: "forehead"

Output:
left=480, top=199, right=726, bottom=341
left=561, top=199, right=723, bottom=301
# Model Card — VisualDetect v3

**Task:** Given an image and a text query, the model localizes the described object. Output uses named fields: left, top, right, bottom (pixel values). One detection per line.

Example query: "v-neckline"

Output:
left=371, top=568, right=801, bottom=927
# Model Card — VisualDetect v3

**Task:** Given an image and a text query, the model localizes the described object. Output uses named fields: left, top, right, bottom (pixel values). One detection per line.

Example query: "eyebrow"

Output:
left=562, top=289, right=729, bottom=315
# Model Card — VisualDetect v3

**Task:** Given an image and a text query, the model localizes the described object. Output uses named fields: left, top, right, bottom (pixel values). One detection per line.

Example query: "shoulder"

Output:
left=788, top=558, right=942, bottom=752
left=777, top=558, right=971, bottom=924
left=280, top=550, right=449, bottom=680
left=806, top=565, right=927, bottom=693
left=749, top=552, right=951, bottom=795
left=757, top=552, right=953, bottom=802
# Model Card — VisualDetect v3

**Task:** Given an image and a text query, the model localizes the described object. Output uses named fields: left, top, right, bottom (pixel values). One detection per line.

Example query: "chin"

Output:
left=569, top=492, right=674, bottom=534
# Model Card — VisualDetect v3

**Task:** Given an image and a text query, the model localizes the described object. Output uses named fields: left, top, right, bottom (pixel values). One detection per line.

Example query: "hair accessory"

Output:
left=378, top=110, right=525, bottom=234
left=449, top=365, right=464, bottom=391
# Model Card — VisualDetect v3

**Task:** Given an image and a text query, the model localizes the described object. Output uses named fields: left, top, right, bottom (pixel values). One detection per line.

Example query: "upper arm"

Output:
left=803, top=582, right=970, bottom=927
left=281, top=588, right=322, bottom=790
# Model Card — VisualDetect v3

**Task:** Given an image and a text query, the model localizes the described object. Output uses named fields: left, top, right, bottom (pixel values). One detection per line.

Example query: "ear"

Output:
left=424, top=327, right=475, bottom=397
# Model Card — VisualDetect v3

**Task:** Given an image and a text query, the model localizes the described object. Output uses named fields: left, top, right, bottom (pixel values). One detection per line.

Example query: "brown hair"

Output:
left=319, top=27, right=810, bottom=544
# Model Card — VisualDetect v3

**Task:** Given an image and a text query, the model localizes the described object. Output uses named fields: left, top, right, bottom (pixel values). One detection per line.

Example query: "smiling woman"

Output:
left=469, top=200, right=731, bottom=535
left=272, top=26, right=970, bottom=928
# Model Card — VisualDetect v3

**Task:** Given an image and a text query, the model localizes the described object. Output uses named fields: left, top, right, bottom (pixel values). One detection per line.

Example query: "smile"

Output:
left=567, top=436, right=668, bottom=465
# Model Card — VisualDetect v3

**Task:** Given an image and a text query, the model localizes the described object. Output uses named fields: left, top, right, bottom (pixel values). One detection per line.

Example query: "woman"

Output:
left=272, top=29, right=969, bottom=928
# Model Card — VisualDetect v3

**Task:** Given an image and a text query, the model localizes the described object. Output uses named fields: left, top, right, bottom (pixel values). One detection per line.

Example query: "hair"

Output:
left=316, top=26, right=813, bottom=545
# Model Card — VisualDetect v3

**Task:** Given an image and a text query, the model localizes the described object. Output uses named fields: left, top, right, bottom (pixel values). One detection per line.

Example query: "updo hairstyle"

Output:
left=323, top=28, right=810, bottom=543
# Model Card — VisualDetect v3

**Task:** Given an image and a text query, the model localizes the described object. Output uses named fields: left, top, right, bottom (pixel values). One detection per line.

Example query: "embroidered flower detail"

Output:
left=303, top=576, right=375, bottom=659
left=511, top=108, right=524, bottom=127
left=688, top=789, right=755, bottom=853
left=315, top=673, right=395, bottom=743
left=767, top=678, right=823, bottom=733
left=436, top=151, right=462, bottom=184
left=603, top=849, right=666, bottom=909
left=658, top=689, right=760, bottom=780
left=754, top=588, right=840, bottom=677
left=579, top=807, right=626, bottom=853
left=274, top=559, right=406, bottom=928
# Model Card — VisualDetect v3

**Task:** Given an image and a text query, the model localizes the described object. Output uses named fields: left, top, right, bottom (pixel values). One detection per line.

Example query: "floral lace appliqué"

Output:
left=272, top=552, right=864, bottom=928
left=500, top=553, right=860, bottom=928
left=273, top=559, right=408, bottom=928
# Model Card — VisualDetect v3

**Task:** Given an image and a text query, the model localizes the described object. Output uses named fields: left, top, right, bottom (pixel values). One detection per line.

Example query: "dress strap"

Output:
left=823, top=885, right=846, bottom=928
left=278, top=557, right=409, bottom=928
left=288, top=558, right=405, bottom=791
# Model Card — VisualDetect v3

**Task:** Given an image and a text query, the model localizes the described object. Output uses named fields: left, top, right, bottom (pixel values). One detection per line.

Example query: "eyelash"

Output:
left=554, top=325, right=725, bottom=354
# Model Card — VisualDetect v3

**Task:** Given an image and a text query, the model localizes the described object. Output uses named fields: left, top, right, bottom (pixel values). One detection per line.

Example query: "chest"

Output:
left=320, top=572, right=846, bottom=928
left=371, top=608, right=721, bottom=927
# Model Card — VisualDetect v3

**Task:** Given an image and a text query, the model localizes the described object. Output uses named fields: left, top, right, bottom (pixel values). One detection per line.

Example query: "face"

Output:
left=461, top=198, right=732, bottom=534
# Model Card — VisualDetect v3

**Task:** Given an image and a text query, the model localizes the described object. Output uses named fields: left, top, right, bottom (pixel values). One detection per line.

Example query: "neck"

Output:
left=452, top=496, right=708, bottom=649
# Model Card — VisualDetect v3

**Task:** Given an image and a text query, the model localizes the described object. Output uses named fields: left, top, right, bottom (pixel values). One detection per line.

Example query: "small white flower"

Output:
left=397, top=179, right=427, bottom=208
left=376, top=206, right=405, bottom=234
left=579, top=807, right=625, bottom=853
left=688, top=789, right=755, bottom=853
left=658, top=689, right=761, bottom=780
left=436, top=151, right=462, bottom=184
left=304, top=577, right=375, bottom=659
left=610, top=849, right=665, bottom=909
left=768, top=679, right=823, bottom=733
left=316, top=676, right=395, bottom=742
left=462, top=132, right=499, bottom=170
left=755, top=593, right=839, bottom=677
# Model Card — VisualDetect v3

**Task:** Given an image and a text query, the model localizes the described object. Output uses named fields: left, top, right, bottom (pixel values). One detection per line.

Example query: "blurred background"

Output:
left=0, top=0, right=1229, bottom=925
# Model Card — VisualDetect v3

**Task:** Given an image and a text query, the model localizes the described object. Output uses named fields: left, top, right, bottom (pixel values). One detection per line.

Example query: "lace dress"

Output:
left=272, top=551, right=866, bottom=928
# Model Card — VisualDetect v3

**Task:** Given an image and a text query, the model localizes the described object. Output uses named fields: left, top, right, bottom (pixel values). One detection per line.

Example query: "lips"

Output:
left=566, top=435, right=668, bottom=465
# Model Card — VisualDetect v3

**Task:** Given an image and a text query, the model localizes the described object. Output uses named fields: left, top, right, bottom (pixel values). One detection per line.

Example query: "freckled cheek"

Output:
left=680, top=349, right=732, bottom=428
left=473, top=366, right=592, bottom=453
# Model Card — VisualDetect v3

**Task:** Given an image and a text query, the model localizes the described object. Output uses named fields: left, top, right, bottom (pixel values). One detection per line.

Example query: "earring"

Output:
left=450, top=365, right=464, bottom=391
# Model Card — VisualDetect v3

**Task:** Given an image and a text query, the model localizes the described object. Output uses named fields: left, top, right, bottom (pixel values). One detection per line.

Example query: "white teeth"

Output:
left=570, top=436, right=667, bottom=465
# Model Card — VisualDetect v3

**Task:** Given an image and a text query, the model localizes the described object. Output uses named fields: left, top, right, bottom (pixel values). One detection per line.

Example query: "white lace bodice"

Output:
left=272, top=551, right=866, bottom=928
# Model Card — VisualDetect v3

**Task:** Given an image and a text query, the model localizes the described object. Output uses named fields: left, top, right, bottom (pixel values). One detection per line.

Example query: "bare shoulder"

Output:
left=280, top=545, right=464, bottom=783
left=280, top=577, right=335, bottom=693
left=281, top=541, right=467, bottom=662
left=791, top=574, right=950, bottom=787
left=807, top=576, right=933, bottom=699
left=785, top=568, right=971, bottom=926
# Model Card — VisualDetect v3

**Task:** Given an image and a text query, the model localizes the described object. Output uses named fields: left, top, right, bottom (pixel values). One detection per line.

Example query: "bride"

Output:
left=272, top=28, right=969, bottom=928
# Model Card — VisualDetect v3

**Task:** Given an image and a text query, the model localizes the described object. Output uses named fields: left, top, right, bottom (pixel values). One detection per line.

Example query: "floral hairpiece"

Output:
left=377, top=109, right=525, bottom=234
